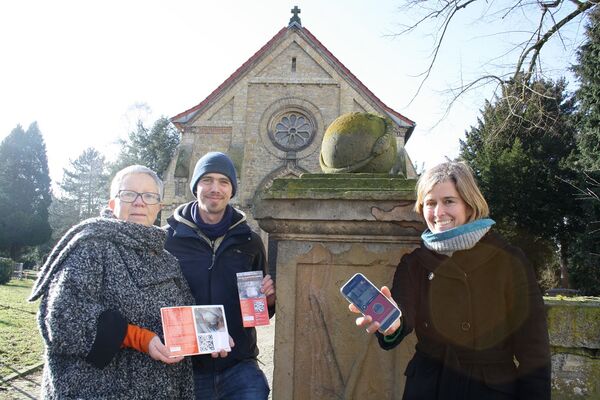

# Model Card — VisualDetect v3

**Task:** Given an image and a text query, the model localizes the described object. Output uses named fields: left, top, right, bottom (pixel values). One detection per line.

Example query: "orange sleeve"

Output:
left=121, top=324, right=156, bottom=354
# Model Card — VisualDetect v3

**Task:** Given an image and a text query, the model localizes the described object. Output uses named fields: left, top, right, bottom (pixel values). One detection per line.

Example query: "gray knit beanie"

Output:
left=190, top=152, right=238, bottom=197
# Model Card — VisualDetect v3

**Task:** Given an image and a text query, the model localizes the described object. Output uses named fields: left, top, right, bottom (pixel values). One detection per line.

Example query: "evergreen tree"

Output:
left=460, top=77, right=580, bottom=290
left=572, top=7, right=600, bottom=171
left=0, top=123, right=52, bottom=259
left=58, top=147, right=109, bottom=221
left=113, top=116, right=180, bottom=178
left=566, top=8, right=600, bottom=295
left=564, top=172, right=600, bottom=295
left=48, top=194, right=84, bottom=242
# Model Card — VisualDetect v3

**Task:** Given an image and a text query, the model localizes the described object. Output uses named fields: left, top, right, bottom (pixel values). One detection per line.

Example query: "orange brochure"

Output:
left=236, top=271, right=270, bottom=327
left=161, top=305, right=231, bottom=357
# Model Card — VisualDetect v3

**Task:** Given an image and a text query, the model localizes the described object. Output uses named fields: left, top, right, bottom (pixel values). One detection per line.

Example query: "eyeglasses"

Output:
left=117, top=190, right=161, bottom=205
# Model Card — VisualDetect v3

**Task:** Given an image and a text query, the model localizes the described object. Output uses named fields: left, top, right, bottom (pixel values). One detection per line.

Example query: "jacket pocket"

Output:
left=403, top=355, right=439, bottom=399
left=482, top=364, right=517, bottom=396
left=221, top=248, right=255, bottom=272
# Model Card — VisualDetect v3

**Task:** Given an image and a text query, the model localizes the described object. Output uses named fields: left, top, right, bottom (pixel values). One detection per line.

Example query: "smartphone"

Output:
left=340, top=273, right=401, bottom=332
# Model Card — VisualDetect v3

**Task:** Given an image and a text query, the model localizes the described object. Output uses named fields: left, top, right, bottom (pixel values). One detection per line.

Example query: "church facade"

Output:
left=161, top=9, right=417, bottom=226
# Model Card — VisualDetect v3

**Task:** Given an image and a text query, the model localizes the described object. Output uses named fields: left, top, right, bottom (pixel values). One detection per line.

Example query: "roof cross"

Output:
left=289, top=6, right=302, bottom=27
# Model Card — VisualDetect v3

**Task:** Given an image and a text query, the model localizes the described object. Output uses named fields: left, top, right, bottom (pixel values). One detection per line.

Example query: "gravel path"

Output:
left=0, top=369, right=42, bottom=400
left=256, top=316, right=275, bottom=396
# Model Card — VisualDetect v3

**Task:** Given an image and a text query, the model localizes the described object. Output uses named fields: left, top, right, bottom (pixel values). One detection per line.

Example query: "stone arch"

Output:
left=252, top=163, right=309, bottom=206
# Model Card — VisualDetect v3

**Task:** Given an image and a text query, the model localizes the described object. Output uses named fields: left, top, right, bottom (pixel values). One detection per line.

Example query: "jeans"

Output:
left=193, top=359, right=270, bottom=400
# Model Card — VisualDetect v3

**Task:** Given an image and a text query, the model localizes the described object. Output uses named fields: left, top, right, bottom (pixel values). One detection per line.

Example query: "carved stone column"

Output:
left=254, top=173, right=424, bottom=400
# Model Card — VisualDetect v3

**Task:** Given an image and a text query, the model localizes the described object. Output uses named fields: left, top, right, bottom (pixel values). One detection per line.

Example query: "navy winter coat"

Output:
left=164, top=202, right=274, bottom=373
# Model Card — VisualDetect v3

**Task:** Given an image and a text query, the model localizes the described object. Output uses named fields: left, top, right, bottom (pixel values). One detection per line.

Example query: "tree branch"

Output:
left=400, top=0, right=480, bottom=106
left=516, top=1, right=596, bottom=81
left=395, top=0, right=598, bottom=109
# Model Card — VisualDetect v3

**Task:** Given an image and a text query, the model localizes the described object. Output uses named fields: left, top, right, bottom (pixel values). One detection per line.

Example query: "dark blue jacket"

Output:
left=164, top=202, right=274, bottom=373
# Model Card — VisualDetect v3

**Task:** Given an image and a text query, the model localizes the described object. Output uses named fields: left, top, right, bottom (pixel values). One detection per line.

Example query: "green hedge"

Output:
left=0, top=258, right=14, bottom=285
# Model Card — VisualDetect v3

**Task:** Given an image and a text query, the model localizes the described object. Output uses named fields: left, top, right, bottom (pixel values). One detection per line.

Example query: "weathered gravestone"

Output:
left=254, top=112, right=423, bottom=399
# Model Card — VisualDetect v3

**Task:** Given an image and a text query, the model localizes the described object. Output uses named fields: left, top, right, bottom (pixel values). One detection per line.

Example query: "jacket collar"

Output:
left=168, top=201, right=248, bottom=239
left=31, top=212, right=167, bottom=301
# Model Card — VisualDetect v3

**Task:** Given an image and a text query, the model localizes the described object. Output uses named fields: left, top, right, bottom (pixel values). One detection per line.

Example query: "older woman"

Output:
left=352, top=162, right=551, bottom=400
left=30, top=165, right=194, bottom=399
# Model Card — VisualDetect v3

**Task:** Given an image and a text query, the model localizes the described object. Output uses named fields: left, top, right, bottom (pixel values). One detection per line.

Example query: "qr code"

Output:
left=198, top=334, right=215, bottom=353
left=253, top=300, right=265, bottom=313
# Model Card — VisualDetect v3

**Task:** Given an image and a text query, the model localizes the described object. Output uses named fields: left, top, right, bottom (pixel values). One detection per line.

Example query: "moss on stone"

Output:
left=551, top=352, right=600, bottom=399
left=320, top=112, right=397, bottom=173
left=545, top=298, right=600, bottom=349
left=326, top=112, right=386, bottom=138
left=262, top=174, right=417, bottom=200
left=542, top=299, right=600, bottom=398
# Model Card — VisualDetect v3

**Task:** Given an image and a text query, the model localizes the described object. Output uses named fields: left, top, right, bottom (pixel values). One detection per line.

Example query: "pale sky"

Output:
left=0, top=0, right=587, bottom=184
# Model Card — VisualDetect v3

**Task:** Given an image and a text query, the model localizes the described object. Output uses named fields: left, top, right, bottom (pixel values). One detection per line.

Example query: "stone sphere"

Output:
left=320, top=112, right=397, bottom=173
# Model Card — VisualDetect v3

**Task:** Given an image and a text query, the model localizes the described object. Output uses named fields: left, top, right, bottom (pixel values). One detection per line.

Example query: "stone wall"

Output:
left=546, top=297, right=600, bottom=399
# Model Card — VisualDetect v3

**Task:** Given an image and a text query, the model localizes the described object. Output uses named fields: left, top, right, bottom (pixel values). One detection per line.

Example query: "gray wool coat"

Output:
left=30, top=211, right=195, bottom=399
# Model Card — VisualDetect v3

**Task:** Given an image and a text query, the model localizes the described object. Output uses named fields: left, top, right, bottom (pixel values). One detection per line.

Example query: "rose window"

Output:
left=271, top=112, right=314, bottom=151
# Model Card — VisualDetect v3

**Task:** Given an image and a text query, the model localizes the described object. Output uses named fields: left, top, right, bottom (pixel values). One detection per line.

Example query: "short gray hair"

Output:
left=110, top=165, right=164, bottom=199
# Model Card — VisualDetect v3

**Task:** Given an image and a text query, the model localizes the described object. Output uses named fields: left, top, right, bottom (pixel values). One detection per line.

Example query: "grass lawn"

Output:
left=0, top=278, right=43, bottom=378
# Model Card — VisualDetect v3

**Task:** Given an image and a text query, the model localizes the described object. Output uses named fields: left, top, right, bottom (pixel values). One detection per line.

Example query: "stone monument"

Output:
left=254, top=112, right=423, bottom=399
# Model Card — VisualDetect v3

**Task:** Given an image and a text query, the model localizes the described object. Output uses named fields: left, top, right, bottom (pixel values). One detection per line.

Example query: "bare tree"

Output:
left=395, top=0, right=598, bottom=113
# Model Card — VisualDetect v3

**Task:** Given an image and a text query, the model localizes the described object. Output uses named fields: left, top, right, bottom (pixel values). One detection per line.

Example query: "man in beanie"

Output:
left=165, top=151, right=275, bottom=400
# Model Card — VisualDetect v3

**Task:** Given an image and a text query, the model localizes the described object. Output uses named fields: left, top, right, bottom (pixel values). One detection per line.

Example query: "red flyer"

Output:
left=160, top=305, right=231, bottom=357
left=236, top=271, right=270, bottom=327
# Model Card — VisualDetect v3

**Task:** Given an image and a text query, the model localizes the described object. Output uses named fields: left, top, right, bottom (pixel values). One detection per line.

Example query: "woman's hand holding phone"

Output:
left=349, top=286, right=401, bottom=335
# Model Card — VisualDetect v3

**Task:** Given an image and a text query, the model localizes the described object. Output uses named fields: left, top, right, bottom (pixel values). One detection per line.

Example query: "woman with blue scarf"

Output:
left=352, top=162, right=551, bottom=400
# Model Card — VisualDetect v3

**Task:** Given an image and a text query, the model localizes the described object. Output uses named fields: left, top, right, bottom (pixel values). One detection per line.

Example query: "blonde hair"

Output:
left=414, top=162, right=489, bottom=222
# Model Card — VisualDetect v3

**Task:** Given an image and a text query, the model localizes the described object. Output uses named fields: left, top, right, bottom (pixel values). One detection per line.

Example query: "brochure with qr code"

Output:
left=236, top=271, right=270, bottom=327
left=160, top=305, right=231, bottom=357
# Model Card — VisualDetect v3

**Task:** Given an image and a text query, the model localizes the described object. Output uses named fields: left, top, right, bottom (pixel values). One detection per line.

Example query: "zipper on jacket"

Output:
left=207, top=236, right=226, bottom=270
left=208, top=240, right=217, bottom=270
left=208, top=253, right=213, bottom=303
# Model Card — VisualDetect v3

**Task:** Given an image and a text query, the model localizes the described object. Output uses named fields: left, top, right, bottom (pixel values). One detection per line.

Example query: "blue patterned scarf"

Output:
left=421, top=218, right=495, bottom=256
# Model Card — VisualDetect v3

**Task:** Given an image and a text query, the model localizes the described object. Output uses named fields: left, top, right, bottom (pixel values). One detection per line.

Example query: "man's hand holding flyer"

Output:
left=236, top=271, right=270, bottom=327
left=160, top=271, right=268, bottom=358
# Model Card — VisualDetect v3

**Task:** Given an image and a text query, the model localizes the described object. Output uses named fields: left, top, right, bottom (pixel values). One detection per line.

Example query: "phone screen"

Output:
left=341, top=273, right=400, bottom=331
